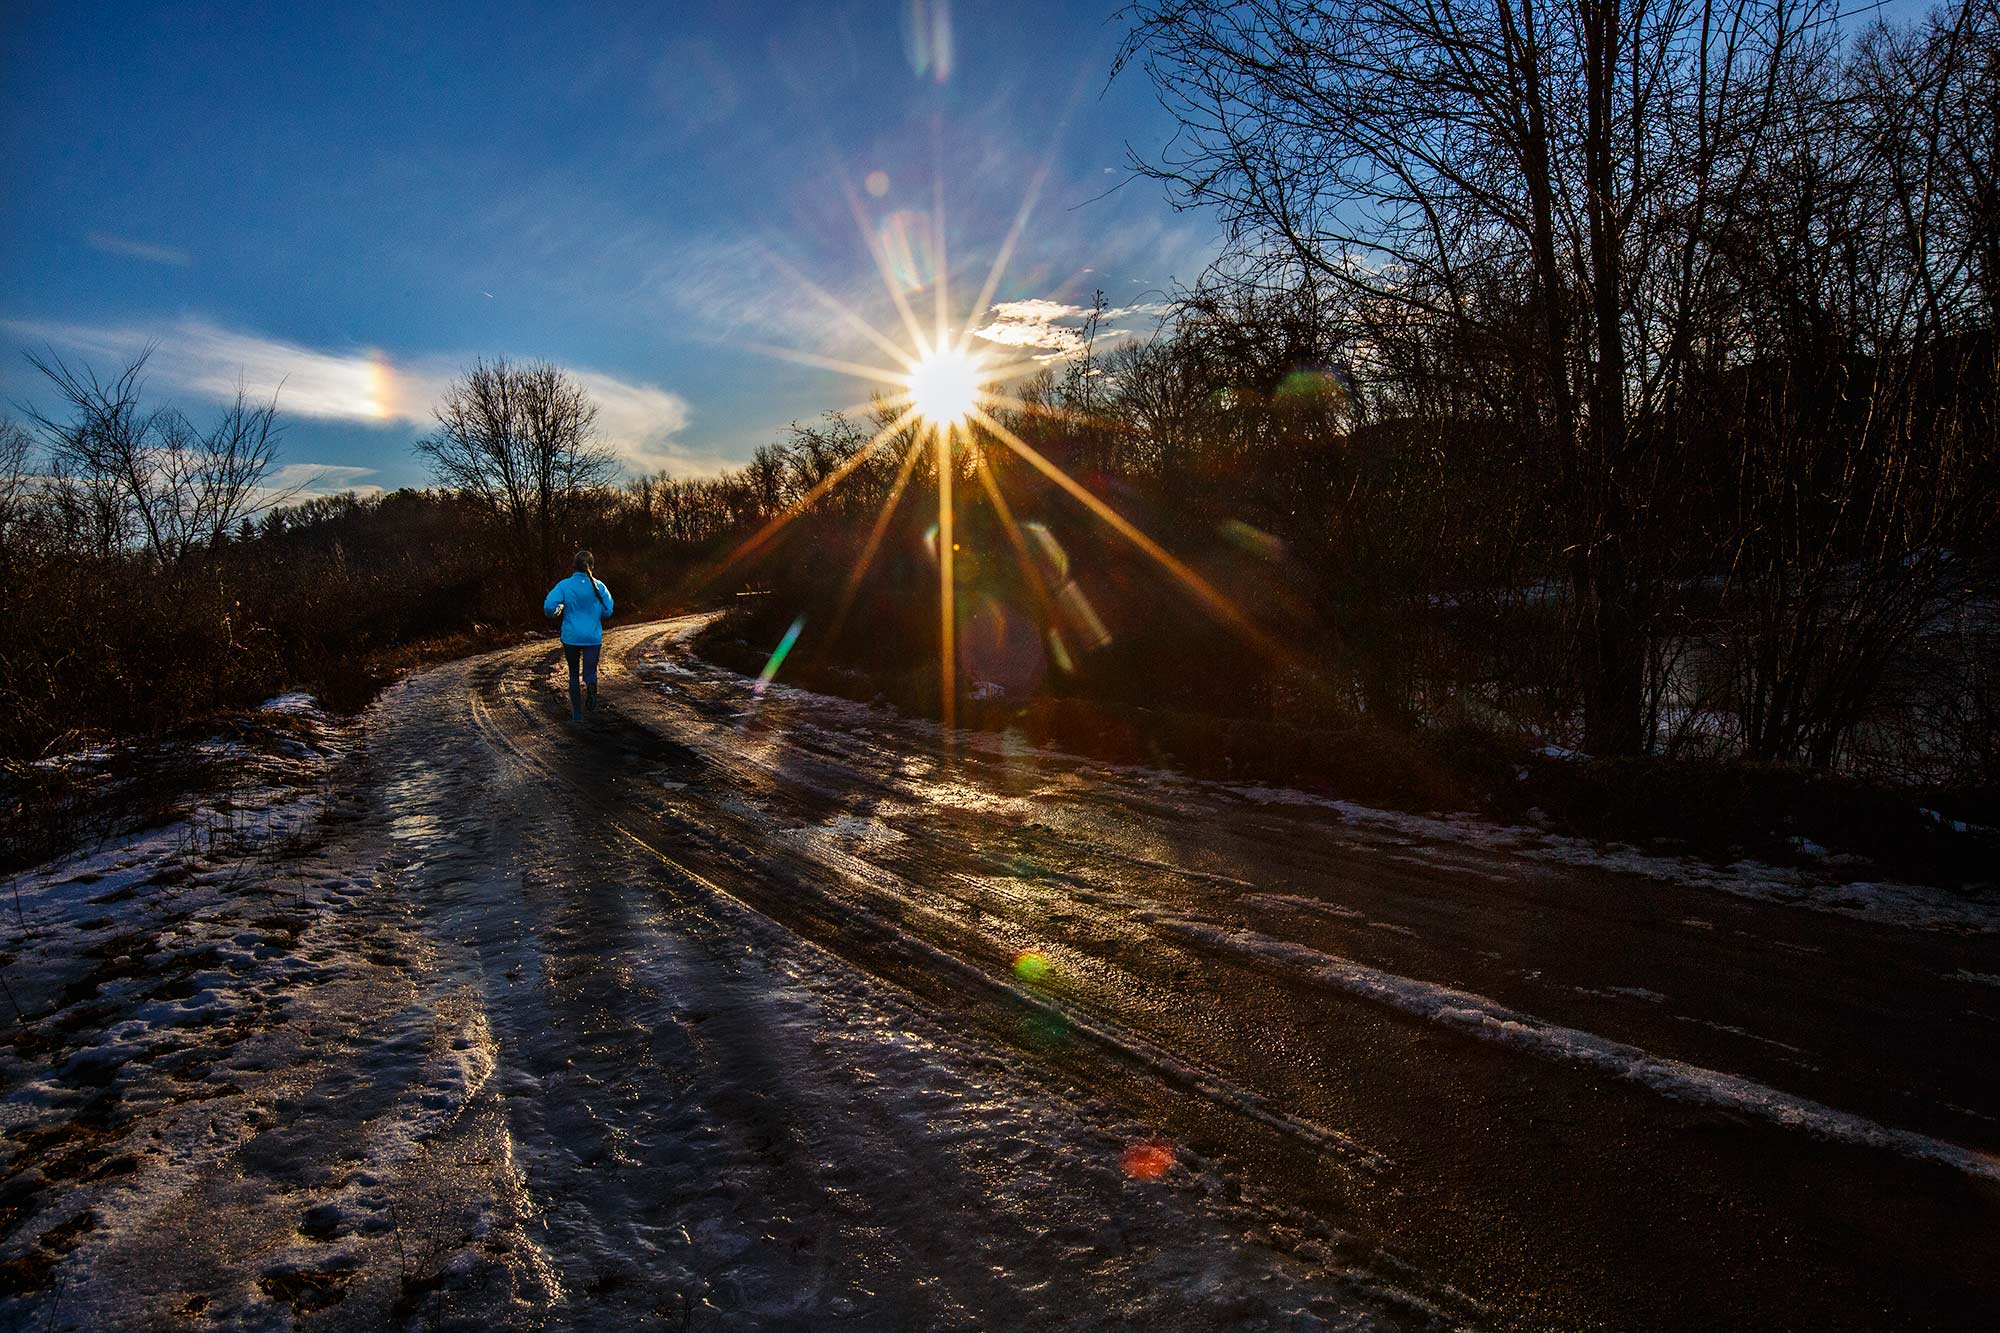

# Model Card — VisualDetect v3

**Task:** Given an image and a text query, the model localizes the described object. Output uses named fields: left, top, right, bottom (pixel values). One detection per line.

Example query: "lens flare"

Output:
left=755, top=617, right=805, bottom=695
left=907, top=346, right=982, bottom=425
left=704, top=126, right=1290, bottom=738
left=1012, top=949, right=1051, bottom=983
left=1122, top=1141, right=1176, bottom=1181
left=1018, top=1010, right=1071, bottom=1049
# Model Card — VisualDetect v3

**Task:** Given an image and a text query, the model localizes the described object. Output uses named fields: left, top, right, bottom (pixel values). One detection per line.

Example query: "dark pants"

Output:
left=563, top=643, right=601, bottom=720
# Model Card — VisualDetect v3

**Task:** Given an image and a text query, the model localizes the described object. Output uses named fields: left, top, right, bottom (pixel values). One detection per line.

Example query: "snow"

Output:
left=1220, top=785, right=1999, bottom=933
left=259, top=691, right=322, bottom=716
left=30, top=744, right=114, bottom=771
left=4, top=666, right=1443, bottom=1330
left=657, top=616, right=1995, bottom=936
left=0, top=697, right=390, bottom=1328
left=1160, top=919, right=2000, bottom=1184
left=1920, top=807, right=1973, bottom=835
left=17, top=623, right=1989, bottom=1324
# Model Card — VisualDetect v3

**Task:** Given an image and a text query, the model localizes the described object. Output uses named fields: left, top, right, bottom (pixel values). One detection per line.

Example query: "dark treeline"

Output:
left=0, top=356, right=680, bottom=761
left=2, top=0, right=1993, bottom=806
left=697, top=0, right=2000, bottom=788
left=1096, top=0, right=1999, bottom=777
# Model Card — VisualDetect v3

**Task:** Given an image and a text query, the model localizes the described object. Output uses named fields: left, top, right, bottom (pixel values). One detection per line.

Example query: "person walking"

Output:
left=544, top=549, right=615, bottom=723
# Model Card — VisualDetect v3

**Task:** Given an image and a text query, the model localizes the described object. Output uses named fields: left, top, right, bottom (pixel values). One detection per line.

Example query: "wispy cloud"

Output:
left=254, top=462, right=385, bottom=509
left=5, top=316, right=406, bottom=423
left=648, top=38, right=739, bottom=137
left=2, top=315, right=698, bottom=477
left=972, top=298, right=1174, bottom=361
left=264, top=462, right=382, bottom=494
left=639, top=232, right=901, bottom=363
left=573, top=370, right=704, bottom=476
left=86, top=231, right=192, bottom=267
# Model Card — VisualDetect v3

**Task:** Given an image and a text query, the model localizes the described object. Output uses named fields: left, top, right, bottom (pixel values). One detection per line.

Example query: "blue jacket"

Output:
left=544, top=572, right=614, bottom=646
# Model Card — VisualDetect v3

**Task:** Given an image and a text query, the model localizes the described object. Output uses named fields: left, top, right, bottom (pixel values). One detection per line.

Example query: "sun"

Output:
left=708, top=166, right=1278, bottom=741
left=906, top=346, right=983, bottom=425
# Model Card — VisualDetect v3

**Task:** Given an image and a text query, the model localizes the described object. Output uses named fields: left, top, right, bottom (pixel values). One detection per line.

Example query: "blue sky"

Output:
left=0, top=1, right=1212, bottom=495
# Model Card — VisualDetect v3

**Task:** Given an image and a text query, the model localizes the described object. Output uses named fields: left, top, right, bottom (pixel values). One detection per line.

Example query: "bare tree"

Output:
left=0, top=416, right=31, bottom=556
left=20, top=349, right=285, bottom=565
left=413, top=358, right=617, bottom=580
left=1116, top=0, right=1839, bottom=753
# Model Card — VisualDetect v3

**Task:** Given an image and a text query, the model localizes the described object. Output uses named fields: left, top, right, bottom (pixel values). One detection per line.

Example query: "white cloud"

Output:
left=971, top=298, right=1174, bottom=362
left=5, top=316, right=407, bottom=423
left=3, top=315, right=697, bottom=479
left=573, top=370, right=698, bottom=475
left=264, top=462, right=383, bottom=495
left=250, top=462, right=385, bottom=512
left=86, top=231, right=192, bottom=267
left=993, top=298, right=1093, bottom=324
left=973, top=300, right=1093, bottom=359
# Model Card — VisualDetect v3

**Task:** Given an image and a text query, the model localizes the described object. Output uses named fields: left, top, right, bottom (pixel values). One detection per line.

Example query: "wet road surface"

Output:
left=375, top=615, right=1999, bottom=1329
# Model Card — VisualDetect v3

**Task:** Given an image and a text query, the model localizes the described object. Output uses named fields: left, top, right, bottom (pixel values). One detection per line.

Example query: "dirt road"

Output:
left=11, top=616, right=1997, bottom=1329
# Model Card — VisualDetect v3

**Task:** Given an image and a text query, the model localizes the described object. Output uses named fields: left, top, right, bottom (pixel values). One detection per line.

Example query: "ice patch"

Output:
left=1246, top=893, right=1367, bottom=922
left=814, top=813, right=911, bottom=847
left=260, top=692, right=322, bottom=716
left=1162, top=919, right=2000, bottom=1183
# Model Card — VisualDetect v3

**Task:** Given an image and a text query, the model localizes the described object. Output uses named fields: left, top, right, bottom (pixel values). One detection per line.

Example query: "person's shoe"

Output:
left=586, top=684, right=599, bottom=712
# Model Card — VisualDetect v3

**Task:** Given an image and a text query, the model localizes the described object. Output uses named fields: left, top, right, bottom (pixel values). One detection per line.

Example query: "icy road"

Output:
left=6, top=614, right=1998, bottom=1330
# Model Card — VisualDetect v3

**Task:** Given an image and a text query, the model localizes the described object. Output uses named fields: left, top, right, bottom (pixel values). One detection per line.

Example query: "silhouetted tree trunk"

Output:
left=1117, top=0, right=1837, bottom=753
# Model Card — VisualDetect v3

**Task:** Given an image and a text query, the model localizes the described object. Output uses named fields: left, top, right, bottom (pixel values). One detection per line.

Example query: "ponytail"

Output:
left=574, top=548, right=608, bottom=610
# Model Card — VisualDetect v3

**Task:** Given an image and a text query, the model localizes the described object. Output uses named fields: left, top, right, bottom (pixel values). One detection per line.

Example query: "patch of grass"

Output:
left=257, top=1267, right=355, bottom=1315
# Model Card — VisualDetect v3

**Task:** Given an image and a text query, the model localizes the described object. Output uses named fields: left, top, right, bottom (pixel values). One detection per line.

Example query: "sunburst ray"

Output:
left=754, top=244, right=918, bottom=372
left=968, top=405, right=1282, bottom=659
left=698, top=143, right=1277, bottom=736
left=826, top=431, right=928, bottom=645
left=970, top=439, right=1060, bottom=629
left=738, top=340, right=914, bottom=390
left=934, top=420, right=957, bottom=736
left=706, top=404, right=923, bottom=584
left=838, top=172, right=932, bottom=356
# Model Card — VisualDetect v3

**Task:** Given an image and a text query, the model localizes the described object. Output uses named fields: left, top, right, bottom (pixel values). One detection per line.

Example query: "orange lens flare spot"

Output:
left=1012, top=949, right=1051, bottom=983
left=1122, top=1141, right=1175, bottom=1181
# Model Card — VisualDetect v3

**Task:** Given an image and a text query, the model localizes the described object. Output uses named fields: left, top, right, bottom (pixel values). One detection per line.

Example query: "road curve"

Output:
left=399, top=615, right=1999, bottom=1329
